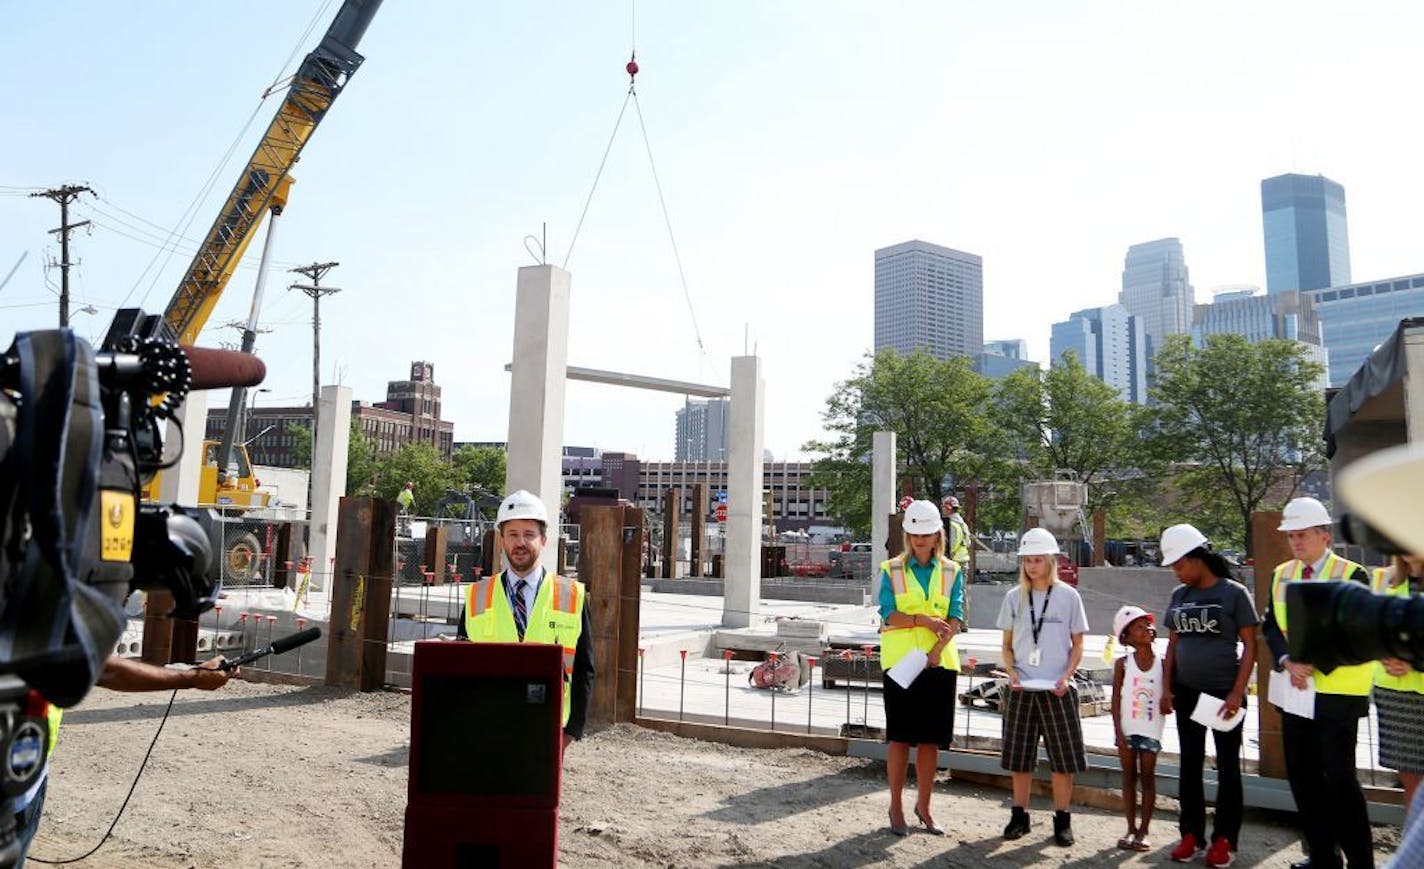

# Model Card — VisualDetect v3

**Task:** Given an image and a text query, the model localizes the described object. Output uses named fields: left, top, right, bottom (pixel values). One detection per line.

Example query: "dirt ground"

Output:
left=32, top=680, right=1400, bottom=867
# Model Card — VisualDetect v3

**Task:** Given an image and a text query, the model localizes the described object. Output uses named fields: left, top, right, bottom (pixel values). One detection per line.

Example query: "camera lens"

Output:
left=1286, top=581, right=1424, bottom=672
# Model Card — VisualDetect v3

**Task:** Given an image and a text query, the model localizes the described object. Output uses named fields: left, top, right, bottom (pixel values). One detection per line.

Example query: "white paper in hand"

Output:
left=887, top=648, right=928, bottom=689
left=1018, top=679, right=1059, bottom=691
left=1190, top=692, right=1245, bottom=732
left=1267, top=670, right=1316, bottom=719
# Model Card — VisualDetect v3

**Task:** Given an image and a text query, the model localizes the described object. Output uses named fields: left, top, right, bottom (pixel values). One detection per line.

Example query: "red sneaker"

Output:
left=1170, top=834, right=1204, bottom=863
left=1204, top=836, right=1235, bottom=867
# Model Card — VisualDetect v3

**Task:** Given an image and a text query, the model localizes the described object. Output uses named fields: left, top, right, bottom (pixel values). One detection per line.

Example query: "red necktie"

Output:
left=1302, top=565, right=1314, bottom=579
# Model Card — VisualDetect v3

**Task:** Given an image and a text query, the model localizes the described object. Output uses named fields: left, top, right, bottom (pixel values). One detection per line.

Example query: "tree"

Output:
left=370, top=443, right=461, bottom=514
left=993, top=353, right=1149, bottom=515
left=453, top=445, right=506, bottom=496
left=1148, top=334, right=1326, bottom=552
left=345, top=421, right=379, bottom=497
left=285, top=423, right=311, bottom=470
left=804, top=349, right=997, bottom=535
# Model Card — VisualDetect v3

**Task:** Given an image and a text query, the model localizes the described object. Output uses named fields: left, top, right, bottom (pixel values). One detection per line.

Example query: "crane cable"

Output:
left=562, top=2, right=705, bottom=353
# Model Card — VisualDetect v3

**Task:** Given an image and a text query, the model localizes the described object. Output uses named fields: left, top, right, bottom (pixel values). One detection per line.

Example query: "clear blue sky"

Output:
left=5, top=2, right=1423, bottom=460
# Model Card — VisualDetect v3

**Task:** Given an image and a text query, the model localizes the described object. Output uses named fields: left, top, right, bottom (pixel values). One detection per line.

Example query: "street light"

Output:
left=245, top=388, right=271, bottom=458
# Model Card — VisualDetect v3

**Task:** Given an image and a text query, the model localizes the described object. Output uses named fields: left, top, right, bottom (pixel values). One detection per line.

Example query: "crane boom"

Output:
left=162, top=0, right=383, bottom=346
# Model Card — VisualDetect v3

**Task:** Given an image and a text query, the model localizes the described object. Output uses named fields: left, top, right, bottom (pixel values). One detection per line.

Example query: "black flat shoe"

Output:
left=914, top=807, right=945, bottom=836
left=888, top=809, right=908, bottom=837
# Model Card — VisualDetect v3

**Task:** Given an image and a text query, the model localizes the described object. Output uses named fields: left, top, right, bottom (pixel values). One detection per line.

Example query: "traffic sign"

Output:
left=715, top=503, right=728, bottom=523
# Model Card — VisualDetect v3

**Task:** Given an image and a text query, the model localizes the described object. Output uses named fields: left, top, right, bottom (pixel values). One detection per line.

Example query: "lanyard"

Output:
left=1028, top=584, right=1054, bottom=647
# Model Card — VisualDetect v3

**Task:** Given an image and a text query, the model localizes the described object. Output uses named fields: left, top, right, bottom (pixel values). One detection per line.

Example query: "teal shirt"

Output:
left=877, top=556, right=966, bottom=622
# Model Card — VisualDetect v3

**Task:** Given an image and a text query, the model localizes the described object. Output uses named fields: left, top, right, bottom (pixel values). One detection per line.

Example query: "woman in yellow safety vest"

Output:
left=876, top=499, right=965, bottom=837
left=1372, top=553, right=1424, bottom=811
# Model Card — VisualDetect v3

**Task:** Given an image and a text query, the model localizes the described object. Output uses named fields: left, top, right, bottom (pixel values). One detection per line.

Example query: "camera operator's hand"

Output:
left=1383, top=657, right=1413, bottom=678
left=190, top=656, right=235, bottom=690
left=1283, top=657, right=1315, bottom=689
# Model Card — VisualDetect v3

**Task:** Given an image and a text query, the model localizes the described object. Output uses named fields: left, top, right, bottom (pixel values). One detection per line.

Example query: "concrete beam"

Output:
left=158, top=391, right=207, bottom=505
left=871, top=431, right=896, bottom=600
left=502, top=363, right=729, bottom=398
left=308, top=384, right=352, bottom=589
left=505, top=265, right=571, bottom=572
left=723, top=356, right=764, bottom=628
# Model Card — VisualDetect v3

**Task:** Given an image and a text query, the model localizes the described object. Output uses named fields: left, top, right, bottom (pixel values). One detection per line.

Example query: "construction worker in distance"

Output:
left=1260, top=497, right=1373, bottom=869
left=457, top=490, right=594, bottom=750
left=940, top=495, right=971, bottom=569
left=396, top=481, right=415, bottom=513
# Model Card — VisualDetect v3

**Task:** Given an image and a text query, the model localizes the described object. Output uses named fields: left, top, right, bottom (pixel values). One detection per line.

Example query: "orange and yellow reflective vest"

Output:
left=878, top=556, right=962, bottom=672
left=1271, top=553, right=1372, bottom=697
left=465, top=571, right=585, bottom=726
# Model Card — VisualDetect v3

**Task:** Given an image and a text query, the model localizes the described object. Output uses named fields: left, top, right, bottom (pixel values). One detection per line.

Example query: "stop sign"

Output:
left=715, top=503, right=728, bottom=523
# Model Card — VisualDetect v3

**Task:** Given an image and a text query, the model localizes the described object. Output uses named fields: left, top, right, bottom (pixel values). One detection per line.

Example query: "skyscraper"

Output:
left=1119, top=238, right=1194, bottom=360
left=1049, top=304, right=1148, bottom=404
left=674, top=398, right=729, bottom=461
left=1261, top=173, right=1351, bottom=294
left=874, top=240, right=983, bottom=360
left=1306, top=272, right=1424, bottom=386
left=1192, top=287, right=1329, bottom=391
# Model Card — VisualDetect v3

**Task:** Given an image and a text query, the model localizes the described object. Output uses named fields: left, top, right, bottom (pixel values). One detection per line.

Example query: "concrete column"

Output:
left=308, top=385, right=352, bottom=589
left=158, top=391, right=207, bottom=505
left=505, top=265, right=571, bottom=573
left=723, top=356, right=764, bottom=628
left=1403, top=328, right=1424, bottom=443
left=871, top=431, right=897, bottom=599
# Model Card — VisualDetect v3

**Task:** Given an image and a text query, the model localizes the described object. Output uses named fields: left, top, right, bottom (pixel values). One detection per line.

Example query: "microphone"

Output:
left=182, top=346, right=266, bottom=390
left=218, top=626, right=322, bottom=671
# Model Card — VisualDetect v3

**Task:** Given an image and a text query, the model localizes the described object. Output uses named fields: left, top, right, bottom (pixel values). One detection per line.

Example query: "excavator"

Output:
left=143, top=0, right=383, bottom=580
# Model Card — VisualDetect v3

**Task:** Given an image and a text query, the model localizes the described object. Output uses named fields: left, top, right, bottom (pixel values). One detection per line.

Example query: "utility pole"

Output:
left=289, top=262, right=341, bottom=465
left=30, top=184, right=94, bottom=327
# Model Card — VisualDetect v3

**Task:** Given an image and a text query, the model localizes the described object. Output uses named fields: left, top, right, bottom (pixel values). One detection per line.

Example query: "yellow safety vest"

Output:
left=46, top=705, right=60, bottom=760
left=947, top=519, right=970, bottom=567
left=1371, top=567, right=1424, bottom=694
left=878, top=556, right=962, bottom=672
left=1271, top=553, right=1373, bottom=696
left=465, top=571, right=585, bottom=726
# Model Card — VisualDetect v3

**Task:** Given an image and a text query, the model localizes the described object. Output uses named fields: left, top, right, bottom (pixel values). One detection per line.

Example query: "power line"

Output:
left=289, top=262, right=342, bottom=463
left=29, top=184, right=95, bottom=326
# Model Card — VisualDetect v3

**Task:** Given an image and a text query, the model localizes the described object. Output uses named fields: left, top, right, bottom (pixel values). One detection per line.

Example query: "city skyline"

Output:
left=5, top=3, right=1424, bottom=460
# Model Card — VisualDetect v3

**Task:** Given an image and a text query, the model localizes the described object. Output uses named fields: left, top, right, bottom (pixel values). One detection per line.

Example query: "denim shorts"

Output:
left=1127, top=734, right=1161, bottom=754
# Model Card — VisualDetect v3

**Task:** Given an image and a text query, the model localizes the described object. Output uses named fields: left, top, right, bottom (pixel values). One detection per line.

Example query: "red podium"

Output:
left=401, top=640, right=563, bottom=868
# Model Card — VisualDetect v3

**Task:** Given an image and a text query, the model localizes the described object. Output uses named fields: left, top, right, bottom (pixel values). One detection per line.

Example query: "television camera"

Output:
left=0, top=308, right=257, bottom=864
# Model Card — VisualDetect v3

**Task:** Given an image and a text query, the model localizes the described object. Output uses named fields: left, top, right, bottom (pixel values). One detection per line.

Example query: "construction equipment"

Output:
left=139, top=0, right=382, bottom=568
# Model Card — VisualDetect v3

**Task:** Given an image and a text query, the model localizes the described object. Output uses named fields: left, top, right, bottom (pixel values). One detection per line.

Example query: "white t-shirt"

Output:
left=1119, top=653, right=1166, bottom=740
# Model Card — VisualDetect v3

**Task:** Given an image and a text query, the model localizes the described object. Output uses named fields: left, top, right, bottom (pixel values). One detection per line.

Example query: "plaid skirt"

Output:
left=1375, top=686, right=1424, bottom=773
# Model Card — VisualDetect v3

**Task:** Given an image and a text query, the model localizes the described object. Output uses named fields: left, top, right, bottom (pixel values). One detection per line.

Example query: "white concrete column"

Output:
left=1404, top=328, right=1424, bottom=444
left=724, top=356, right=764, bottom=628
left=158, top=391, right=208, bottom=506
left=308, top=385, right=351, bottom=590
left=505, top=265, right=571, bottom=572
left=871, top=431, right=897, bottom=600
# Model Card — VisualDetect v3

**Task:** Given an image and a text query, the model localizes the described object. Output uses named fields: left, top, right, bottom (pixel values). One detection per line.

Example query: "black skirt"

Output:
left=882, top=667, right=957, bottom=748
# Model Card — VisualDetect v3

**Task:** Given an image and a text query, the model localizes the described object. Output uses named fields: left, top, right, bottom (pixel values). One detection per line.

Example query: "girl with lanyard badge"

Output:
left=996, top=528, right=1089, bottom=847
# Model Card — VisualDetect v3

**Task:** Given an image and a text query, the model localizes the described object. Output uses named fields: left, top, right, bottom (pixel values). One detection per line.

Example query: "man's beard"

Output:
left=508, top=548, right=538, bottom=572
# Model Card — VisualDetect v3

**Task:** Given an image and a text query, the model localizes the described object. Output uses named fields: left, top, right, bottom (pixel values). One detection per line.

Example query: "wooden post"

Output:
left=141, top=591, right=176, bottom=665
left=273, top=523, right=296, bottom=589
left=662, top=487, right=681, bottom=579
left=1092, top=508, right=1107, bottom=567
left=689, top=483, right=707, bottom=578
left=1251, top=510, right=1292, bottom=779
left=424, top=524, right=448, bottom=585
left=580, top=505, right=635, bottom=728
left=170, top=616, right=199, bottom=664
left=887, top=513, right=904, bottom=558
left=964, top=485, right=979, bottom=582
left=481, top=528, right=499, bottom=580
left=325, top=497, right=397, bottom=691
left=616, top=507, right=644, bottom=722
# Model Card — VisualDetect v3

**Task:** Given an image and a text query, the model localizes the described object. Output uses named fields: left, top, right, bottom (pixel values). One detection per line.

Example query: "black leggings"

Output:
left=1173, top=683, right=1245, bottom=847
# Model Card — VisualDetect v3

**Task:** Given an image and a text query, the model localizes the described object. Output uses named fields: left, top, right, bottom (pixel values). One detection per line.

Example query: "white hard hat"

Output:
left=1112, top=605, right=1153, bottom=642
left=1159, top=523, right=1209, bottom=566
left=1337, top=442, right=1424, bottom=555
left=1017, top=527, right=1060, bottom=557
left=903, top=500, right=944, bottom=535
left=1278, top=497, right=1332, bottom=532
left=497, top=489, right=549, bottom=527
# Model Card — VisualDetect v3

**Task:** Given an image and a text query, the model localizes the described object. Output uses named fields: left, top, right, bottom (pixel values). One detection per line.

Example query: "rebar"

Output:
left=678, top=650, right=687, bottom=722
left=806, top=656, right=817, bottom=734
left=769, top=652, right=778, bottom=732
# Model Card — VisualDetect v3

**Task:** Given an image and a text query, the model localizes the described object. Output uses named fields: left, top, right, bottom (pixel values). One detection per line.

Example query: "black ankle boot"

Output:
left=1003, top=806, right=1030, bottom=839
left=1053, top=810, right=1074, bottom=846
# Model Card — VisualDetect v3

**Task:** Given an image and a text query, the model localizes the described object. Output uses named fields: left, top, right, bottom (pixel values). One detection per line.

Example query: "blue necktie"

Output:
left=512, top=579, right=528, bottom=640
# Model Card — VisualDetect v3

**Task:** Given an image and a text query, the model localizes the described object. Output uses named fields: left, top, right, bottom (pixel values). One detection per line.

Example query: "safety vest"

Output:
left=1372, top=567, right=1424, bottom=694
left=947, top=518, right=970, bottom=567
left=1271, top=553, right=1373, bottom=696
left=46, top=705, right=60, bottom=760
left=465, top=571, right=585, bottom=726
left=878, top=556, right=962, bottom=672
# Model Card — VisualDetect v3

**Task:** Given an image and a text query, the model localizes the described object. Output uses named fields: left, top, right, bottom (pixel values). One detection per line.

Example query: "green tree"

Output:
left=345, top=421, right=379, bottom=497
left=804, top=349, right=997, bottom=535
left=453, top=445, right=506, bottom=497
left=993, top=353, right=1149, bottom=516
left=371, top=443, right=461, bottom=514
left=285, top=422, right=311, bottom=470
left=1148, top=334, right=1326, bottom=552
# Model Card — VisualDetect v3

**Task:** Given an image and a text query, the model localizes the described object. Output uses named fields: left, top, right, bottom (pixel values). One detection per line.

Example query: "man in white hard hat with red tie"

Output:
left=1260, top=497, right=1373, bottom=869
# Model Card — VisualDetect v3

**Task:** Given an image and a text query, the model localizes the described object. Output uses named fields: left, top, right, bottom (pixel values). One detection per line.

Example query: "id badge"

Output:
left=1028, top=648, right=1042, bottom=667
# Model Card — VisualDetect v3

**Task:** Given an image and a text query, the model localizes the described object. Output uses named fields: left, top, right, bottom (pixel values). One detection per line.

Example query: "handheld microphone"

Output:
left=218, top=626, right=322, bottom=671
left=182, top=346, right=267, bottom=390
